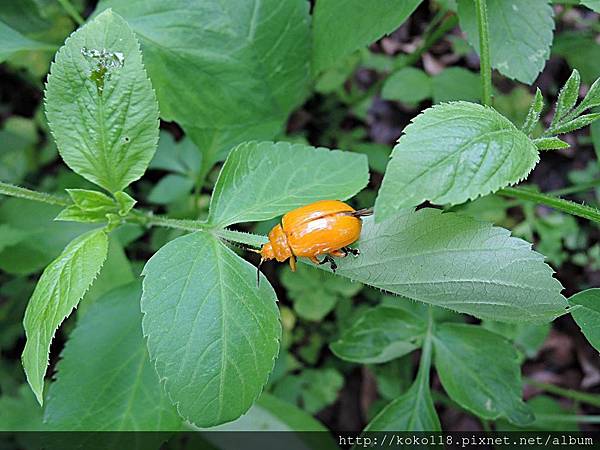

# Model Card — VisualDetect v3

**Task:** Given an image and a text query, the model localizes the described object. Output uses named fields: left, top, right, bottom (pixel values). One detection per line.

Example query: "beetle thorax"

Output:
left=263, top=224, right=293, bottom=262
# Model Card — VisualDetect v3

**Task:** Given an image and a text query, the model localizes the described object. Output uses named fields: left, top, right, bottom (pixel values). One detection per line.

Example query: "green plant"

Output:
left=1, top=0, right=600, bottom=437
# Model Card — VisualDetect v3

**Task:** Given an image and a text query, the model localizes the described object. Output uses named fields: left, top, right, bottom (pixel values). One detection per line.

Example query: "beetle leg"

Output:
left=316, top=255, right=337, bottom=273
left=289, top=255, right=297, bottom=272
left=327, top=256, right=338, bottom=273
left=329, top=249, right=347, bottom=258
left=343, top=246, right=360, bottom=257
left=309, top=256, right=320, bottom=265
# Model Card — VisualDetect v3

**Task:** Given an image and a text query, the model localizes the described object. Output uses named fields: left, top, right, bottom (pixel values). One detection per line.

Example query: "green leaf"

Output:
left=55, top=189, right=119, bottom=223
left=432, top=67, right=481, bottom=103
left=0, top=199, right=94, bottom=275
left=44, top=283, right=181, bottom=430
left=433, top=323, right=533, bottom=425
left=381, top=68, right=431, bottom=104
left=549, top=113, right=600, bottom=135
left=457, top=0, right=554, bottom=84
left=147, top=174, right=194, bottom=205
left=319, top=210, right=567, bottom=323
left=364, top=329, right=440, bottom=431
left=533, top=137, right=570, bottom=150
left=141, top=231, right=281, bottom=427
left=45, top=9, right=159, bottom=193
left=0, top=20, right=53, bottom=62
left=281, top=264, right=361, bottom=322
left=81, top=236, right=135, bottom=311
left=364, top=376, right=440, bottom=431
left=22, top=228, right=109, bottom=405
left=208, top=141, right=369, bottom=228
left=576, top=78, right=600, bottom=114
left=482, top=321, right=550, bottom=359
left=202, top=393, right=330, bottom=432
left=497, top=395, right=579, bottom=431
left=0, top=384, right=45, bottom=431
left=149, top=131, right=202, bottom=177
left=312, top=0, right=423, bottom=74
left=330, top=306, right=426, bottom=364
left=553, top=31, right=600, bottom=85
left=522, top=88, right=545, bottom=136
left=0, top=224, right=28, bottom=253
left=272, top=368, right=344, bottom=414
left=570, top=288, right=600, bottom=352
left=581, top=0, right=600, bottom=12
left=551, top=70, right=581, bottom=126
left=95, top=0, right=311, bottom=166
left=375, top=102, right=539, bottom=216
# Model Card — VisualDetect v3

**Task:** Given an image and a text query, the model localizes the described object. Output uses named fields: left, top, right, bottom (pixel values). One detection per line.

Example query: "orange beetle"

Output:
left=254, top=200, right=372, bottom=280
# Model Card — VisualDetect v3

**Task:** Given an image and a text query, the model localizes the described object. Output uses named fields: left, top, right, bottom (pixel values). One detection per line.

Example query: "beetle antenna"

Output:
left=351, top=208, right=373, bottom=218
left=256, top=258, right=264, bottom=287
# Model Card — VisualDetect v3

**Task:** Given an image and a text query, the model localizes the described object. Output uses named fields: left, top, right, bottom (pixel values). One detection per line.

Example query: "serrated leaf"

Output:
left=95, top=0, right=311, bottom=167
left=433, top=323, right=533, bottom=425
left=54, top=205, right=110, bottom=223
left=113, top=191, right=136, bottom=215
left=45, top=10, right=159, bottom=193
left=533, top=137, right=570, bottom=150
left=316, top=210, right=567, bottom=323
left=550, top=113, right=600, bottom=135
left=457, top=0, right=554, bottom=84
left=570, top=288, right=600, bottom=352
left=381, top=67, right=431, bottom=104
left=141, top=231, right=281, bottom=427
left=375, top=102, right=539, bottom=217
left=522, top=88, right=544, bottom=136
left=0, top=20, right=53, bottom=62
left=44, top=283, right=181, bottom=430
left=66, top=189, right=114, bottom=209
left=551, top=70, right=581, bottom=127
left=330, top=306, right=426, bottom=364
left=577, top=78, right=600, bottom=113
left=22, top=228, right=108, bottom=405
left=312, top=0, right=423, bottom=74
left=208, top=141, right=369, bottom=228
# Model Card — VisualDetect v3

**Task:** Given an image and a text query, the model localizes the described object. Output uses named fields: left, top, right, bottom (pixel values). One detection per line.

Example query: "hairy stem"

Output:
left=498, top=186, right=600, bottom=224
left=214, top=229, right=268, bottom=248
left=0, top=181, right=70, bottom=206
left=57, top=0, right=85, bottom=26
left=474, top=0, right=493, bottom=106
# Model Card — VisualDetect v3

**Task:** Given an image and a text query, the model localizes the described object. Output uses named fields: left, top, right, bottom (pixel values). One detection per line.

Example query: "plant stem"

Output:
left=536, top=414, right=600, bottom=424
left=549, top=179, right=600, bottom=197
left=474, top=0, right=493, bottom=106
left=525, top=377, right=600, bottom=408
left=57, top=0, right=85, bottom=26
left=214, top=229, right=268, bottom=248
left=127, top=210, right=209, bottom=232
left=0, top=181, right=70, bottom=206
left=498, top=186, right=600, bottom=224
